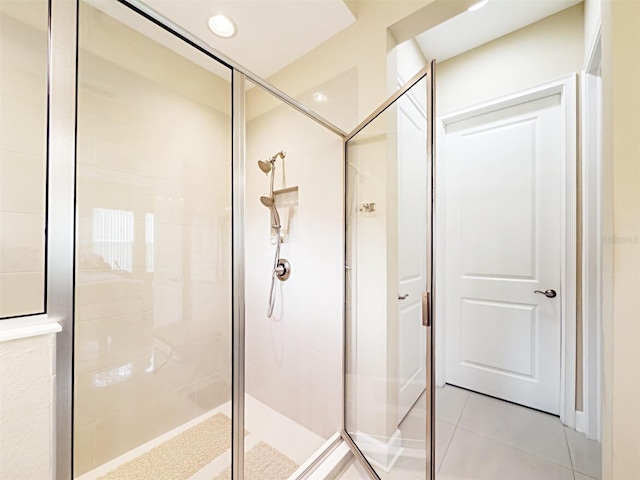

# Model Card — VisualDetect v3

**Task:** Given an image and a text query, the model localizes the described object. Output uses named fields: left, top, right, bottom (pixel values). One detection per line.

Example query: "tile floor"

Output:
left=340, top=385, right=602, bottom=480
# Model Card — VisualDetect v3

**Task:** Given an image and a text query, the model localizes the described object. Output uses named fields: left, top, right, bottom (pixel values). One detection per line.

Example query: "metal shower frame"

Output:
left=49, top=0, right=435, bottom=478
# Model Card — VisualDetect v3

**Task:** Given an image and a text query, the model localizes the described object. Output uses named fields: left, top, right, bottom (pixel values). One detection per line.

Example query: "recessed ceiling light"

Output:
left=467, top=0, right=489, bottom=12
left=312, top=92, right=328, bottom=103
left=208, top=14, right=237, bottom=38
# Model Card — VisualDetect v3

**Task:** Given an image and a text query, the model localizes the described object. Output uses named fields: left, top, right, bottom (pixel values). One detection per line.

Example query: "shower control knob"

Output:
left=275, top=258, right=291, bottom=282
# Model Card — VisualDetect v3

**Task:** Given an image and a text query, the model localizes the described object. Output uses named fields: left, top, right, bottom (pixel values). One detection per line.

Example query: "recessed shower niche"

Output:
left=271, top=186, right=299, bottom=244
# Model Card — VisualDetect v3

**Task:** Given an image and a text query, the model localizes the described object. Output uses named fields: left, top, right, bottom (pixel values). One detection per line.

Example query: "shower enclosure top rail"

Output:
left=117, top=0, right=348, bottom=138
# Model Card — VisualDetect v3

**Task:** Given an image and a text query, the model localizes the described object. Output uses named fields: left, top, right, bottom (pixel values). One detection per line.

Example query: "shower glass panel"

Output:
left=74, top=1, right=232, bottom=477
left=242, top=78, right=343, bottom=474
left=0, top=0, right=48, bottom=318
left=345, top=72, right=433, bottom=479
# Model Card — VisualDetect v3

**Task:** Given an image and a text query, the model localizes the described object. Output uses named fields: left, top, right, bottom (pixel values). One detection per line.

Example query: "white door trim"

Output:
left=435, top=75, right=578, bottom=426
left=581, top=23, right=603, bottom=441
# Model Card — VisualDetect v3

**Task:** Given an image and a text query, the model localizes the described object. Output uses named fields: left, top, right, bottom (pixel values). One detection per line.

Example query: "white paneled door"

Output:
left=443, top=93, right=563, bottom=415
left=397, top=89, right=428, bottom=422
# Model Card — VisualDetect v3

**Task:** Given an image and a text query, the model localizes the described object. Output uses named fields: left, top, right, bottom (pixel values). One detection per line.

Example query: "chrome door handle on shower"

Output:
left=534, top=289, right=557, bottom=298
left=398, top=293, right=409, bottom=300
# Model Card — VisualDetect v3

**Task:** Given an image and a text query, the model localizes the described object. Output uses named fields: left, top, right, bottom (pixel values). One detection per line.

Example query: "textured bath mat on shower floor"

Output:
left=97, top=413, right=235, bottom=480
left=212, top=441, right=299, bottom=480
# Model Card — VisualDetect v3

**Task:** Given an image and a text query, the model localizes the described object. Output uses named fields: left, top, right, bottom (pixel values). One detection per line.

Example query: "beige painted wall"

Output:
left=251, top=0, right=433, bottom=133
left=600, top=0, right=640, bottom=478
left=436, top=4, right=584, bottom=115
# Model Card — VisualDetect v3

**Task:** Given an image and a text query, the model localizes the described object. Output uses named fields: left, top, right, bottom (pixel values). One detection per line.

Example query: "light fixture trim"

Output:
left=208, top=14, right=237, bottom=38
left=467, top=0, right=489, bottom=12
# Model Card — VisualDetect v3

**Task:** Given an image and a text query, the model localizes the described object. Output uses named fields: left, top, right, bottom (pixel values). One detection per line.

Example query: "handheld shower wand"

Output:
left=258, top=151, right=290, bottom=318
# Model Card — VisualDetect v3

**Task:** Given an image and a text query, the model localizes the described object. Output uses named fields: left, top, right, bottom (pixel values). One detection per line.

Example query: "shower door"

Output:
left=344, top=62, right=435, bottom=479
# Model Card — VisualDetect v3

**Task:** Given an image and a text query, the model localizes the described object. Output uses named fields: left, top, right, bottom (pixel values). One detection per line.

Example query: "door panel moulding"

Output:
left=435, top=74, right=578, bottom=427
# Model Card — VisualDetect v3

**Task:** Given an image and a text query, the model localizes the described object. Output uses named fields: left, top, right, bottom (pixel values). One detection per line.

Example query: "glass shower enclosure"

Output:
left=344, top=70, right=435, bottom=479
left=44, top=0, right=436, bottom=478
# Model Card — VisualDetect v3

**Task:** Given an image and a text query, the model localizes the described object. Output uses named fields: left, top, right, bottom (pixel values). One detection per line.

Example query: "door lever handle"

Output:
left=398, top=293, right=409, bottom=300
left=534, top=289, right=557, bottom=298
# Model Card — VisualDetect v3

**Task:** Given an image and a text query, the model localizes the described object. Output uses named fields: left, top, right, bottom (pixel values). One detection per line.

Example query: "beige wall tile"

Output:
left=0, top=271, right=44, bottom=317
left=74, top=4, right=232, bottom=472
left=0, top=89, right=46, bottom=158
left=75, top=366, right=135, bottom=427
left=93, top=407, right=148, bottom=466
left=73, top=423, right=96, bottom=476
left=0, top=9, right=47, bottom=101
left=0, top=150, right=46, bottom=214
left=74, top=313, right=152, bottom=375
left=0, top=211, right=45, bottom=272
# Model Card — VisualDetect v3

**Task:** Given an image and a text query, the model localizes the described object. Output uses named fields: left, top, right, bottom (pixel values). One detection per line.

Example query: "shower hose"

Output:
left=267, top=221, right=282, bottom=318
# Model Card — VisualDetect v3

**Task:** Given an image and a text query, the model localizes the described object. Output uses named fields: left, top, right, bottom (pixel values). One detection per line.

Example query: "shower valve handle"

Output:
left=274, top=258, right=291, bottom=282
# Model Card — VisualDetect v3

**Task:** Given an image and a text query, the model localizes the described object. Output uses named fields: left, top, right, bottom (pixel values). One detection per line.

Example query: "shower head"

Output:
left=260, top=195, right=275, bottom=208
left=258, top=150, right=286, bottom=175
left=258, top=159, right=272, bottom=174
left=260, top=195, right=281, bottom=228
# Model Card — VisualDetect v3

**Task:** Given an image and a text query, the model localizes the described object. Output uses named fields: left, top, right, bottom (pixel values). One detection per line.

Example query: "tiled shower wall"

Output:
left=0, top=2, right=48, bottom=318
left=73, top=5, right=232, bottom=475
left=244, top=74, right=355, bottom=439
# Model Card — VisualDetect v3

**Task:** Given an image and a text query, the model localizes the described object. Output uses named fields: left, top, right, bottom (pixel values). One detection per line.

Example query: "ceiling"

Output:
left=87, top=0, right=586, bottom=88
left=142, top=0, right=356, bottom=78
left=416, top=0, right=583, bottom=62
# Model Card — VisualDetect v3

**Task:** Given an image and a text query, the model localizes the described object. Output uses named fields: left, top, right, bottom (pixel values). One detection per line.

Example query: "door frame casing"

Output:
left=581, top=24, right=603, bottom=441
left=434, top=75, right=578, bottom=426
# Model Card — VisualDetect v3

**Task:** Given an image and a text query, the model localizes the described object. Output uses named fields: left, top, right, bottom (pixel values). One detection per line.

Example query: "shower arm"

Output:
left=269, top=162, right=276, bottom=197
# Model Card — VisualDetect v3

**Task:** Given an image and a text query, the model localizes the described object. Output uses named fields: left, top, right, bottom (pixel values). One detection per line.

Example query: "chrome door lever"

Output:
left=534, top=289, right=557, bottom=298
left=398, top=293, right=409, bottom=300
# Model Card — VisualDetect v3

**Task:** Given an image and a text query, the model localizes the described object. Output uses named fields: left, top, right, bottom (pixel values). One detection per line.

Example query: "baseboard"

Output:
left=575, top=411, right=585, bottom=433
left=354, top=429, right=404, bottom=473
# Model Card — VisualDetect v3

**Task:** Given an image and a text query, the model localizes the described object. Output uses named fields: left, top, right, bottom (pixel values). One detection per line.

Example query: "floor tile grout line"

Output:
left=435, top=389, right=470, bottom=476
left=436, top=422, right=457, bottom=476
left=455, top=391, right=472, bottom=427
left=564, top=425, right=576, bottom=471
left=454, top=424, right=575, bottom=472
